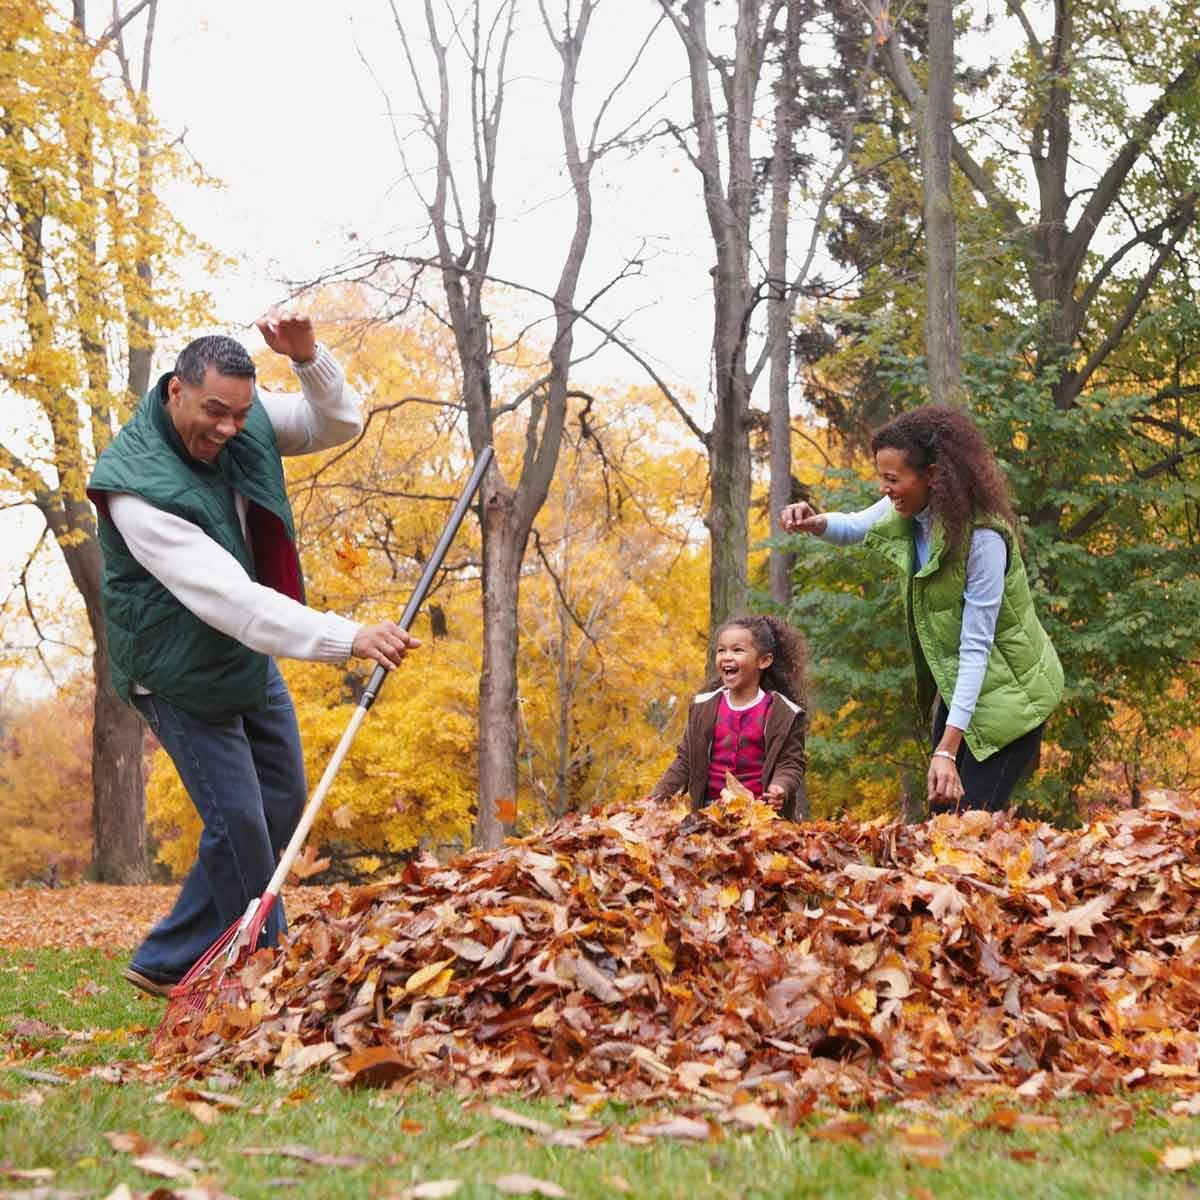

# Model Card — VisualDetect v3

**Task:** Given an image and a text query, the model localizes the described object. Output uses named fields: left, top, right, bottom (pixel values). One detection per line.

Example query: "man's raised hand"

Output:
left=256, top=308, right=317, bottom=365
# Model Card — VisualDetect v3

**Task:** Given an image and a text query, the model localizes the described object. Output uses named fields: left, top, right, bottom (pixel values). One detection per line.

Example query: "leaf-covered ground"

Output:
left=5, top=948, right=1200, bottom=1198
left=157, top=790, right=1200, bottom=1122
left=0, top=884, right=324, bottom=950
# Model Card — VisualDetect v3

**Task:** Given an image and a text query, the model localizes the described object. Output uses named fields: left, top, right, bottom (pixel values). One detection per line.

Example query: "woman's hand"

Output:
left=780, top=501, right=827, bottom=536
left=762, top=783, right=786, bottom=809
left=927, top=752, right=965, bottom=807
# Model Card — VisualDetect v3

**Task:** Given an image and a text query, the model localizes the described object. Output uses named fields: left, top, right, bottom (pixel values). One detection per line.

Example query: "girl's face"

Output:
left=875, top=446, right=933, bottom=517
left=714, top=626, right=773, bottom=696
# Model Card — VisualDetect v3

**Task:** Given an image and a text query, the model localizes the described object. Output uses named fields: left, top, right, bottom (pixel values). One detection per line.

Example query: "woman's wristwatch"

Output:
left=931, top=750, right=958, bottom=765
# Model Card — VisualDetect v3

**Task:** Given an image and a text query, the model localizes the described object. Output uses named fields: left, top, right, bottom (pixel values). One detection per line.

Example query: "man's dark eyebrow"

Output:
left=202, top=396, right=253, bottom=415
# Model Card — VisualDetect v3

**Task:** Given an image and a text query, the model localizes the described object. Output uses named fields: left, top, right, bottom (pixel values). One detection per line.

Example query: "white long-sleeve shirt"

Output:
left=108, top=345, right=363, bottom=671
left=821, top=496, right=1007, bottom=731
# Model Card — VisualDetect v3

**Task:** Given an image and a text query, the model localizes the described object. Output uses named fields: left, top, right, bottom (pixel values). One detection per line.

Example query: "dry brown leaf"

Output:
left=810, top=1117, right=872, bottom=1144
left=288, top=845, right=331, bottom=883
left=1160, top=1145, right=1200, bottom=1171
left=629, top=1115, right=713, bottom=1141
left=493, top=1174, right=569, bottom=1197
left=104, top=1131, right=152, bottom=1156
left=1041, top=893, right=1113, bottom=940
left=387, top=1182, right=462, bottom=1199
left=131, top=1153, right=195, bottom=1180
left=240, top=1144, right=367, bottom=1168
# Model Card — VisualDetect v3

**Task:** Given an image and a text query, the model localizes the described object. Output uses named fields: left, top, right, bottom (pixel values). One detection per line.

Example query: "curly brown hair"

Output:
left=870, top=405, right=1018, bottom=559
left=711, top=615, right=807, bottom=705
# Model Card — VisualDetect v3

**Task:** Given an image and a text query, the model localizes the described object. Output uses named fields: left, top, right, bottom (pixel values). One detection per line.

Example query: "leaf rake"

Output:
left=155, top=446, right=494, bottom=1047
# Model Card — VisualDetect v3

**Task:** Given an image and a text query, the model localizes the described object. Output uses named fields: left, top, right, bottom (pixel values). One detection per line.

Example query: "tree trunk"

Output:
left=921, top=0, right=961, bottom=407
left=56, top=522, right=147, bottom=882
left=767, top=0, right=802, bottom=604
left=708, top=363, right=753, bottom=630
left=475, top=482, right=522, bottom=849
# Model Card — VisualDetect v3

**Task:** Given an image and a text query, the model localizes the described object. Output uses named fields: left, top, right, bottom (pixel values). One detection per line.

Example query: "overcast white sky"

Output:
left=147, top=1, right=721, bottom=399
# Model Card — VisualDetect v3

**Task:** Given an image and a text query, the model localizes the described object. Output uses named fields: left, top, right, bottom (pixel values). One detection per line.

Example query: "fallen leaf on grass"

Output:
left=809, top=1117, right=872, bottom=1144
left=897, top=1124, right=951, bottom=1167
left=726, top=1101, right=776, bottom=1130
left=8, top=1020, right=64, bottom=1040
left=161, top=1086, right=244, bottom=1111
left=603, top=1176, right=632, bottom=1194
left=487, top=1105, right=602, bottom=1148
left=1107, top=1104, right=1134, bottom=1133
left=448, top=1132, right=486, bottom=1152
left=338, top=1045, right=410, bottom=1089
left=132, top=1153, right=195, bottom=1181
left=104, top=1131, right=152, bottom=1156
left=387, top=1183, right=462, bottom=1199
left=1160, top=1146, right=1200, bottom=1172
left=240, top=1144, right=367, bottom=1168
left=0, top=1188, right=88, bottom=1200
left=0, top=1168, right=55, bottom=1181
left=494, top=1174, right=568, bottom=1197
left=1172, top=1096, right=1200, bottom=1116
left=627, top=1115, right=713, bottom=1142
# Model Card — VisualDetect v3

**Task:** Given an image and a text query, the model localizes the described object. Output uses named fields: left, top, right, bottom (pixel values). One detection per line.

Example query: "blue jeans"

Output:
left=131, top=660, right=307, bottom=983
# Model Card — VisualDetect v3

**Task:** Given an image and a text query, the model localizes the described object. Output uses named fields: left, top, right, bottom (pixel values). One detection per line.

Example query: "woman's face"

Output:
left=875, top=446, right=933, bottom=517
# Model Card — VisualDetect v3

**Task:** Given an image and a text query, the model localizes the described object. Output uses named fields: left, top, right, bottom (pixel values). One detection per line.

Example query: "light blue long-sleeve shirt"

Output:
left=821, top=496, right=1006, bottom=732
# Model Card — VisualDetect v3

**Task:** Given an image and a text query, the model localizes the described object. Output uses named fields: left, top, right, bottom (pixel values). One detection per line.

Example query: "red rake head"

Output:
left=153, top=894, right=277, bottom=1049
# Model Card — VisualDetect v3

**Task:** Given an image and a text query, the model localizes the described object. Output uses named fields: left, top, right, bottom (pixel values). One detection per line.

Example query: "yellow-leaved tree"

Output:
left=0, top=678, right=94, bottom=886
left=146, top=291, right=718, bottom=876
left=0, top=0, right=219, bottom=880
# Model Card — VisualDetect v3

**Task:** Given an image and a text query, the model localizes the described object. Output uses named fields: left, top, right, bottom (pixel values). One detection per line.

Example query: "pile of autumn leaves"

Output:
left=160, top=790, right=1200, bottom=1112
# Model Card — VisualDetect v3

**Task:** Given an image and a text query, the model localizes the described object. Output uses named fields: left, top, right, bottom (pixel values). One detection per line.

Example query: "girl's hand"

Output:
left=780, top=502, right=827, bottom=535
left=762, top=783, right=786, bottom=809
left=927, top=753, right=964, bottom=807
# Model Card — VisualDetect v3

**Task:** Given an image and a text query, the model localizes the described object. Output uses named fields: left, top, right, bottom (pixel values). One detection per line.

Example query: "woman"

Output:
left=781, top=405, right=1063, bottom=812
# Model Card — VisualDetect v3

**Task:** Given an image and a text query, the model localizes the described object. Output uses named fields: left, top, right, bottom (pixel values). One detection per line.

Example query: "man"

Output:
left=88, top=311, right=416, bottom=997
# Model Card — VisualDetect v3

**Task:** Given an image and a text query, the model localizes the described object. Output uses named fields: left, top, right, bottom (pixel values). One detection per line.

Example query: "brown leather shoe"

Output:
left=121, top=966, right=174, bottom=998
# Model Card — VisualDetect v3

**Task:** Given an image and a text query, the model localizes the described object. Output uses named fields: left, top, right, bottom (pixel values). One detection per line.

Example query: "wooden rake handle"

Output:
left=263, top=446, right=494, bottom=901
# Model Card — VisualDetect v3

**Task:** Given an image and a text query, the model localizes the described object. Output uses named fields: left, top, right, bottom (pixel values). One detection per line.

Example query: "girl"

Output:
left=780, top=404, right=1063, bottom=813
left=650, top=615, right=807, bottom=820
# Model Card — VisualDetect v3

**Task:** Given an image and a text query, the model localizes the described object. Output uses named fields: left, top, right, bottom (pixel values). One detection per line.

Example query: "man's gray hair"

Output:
left=174, top=335, right=256, bottom=386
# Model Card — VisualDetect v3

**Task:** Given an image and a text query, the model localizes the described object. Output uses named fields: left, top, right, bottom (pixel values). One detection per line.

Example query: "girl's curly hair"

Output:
left=711, top=615, right=807, bottom=705
left=871, top=405, right=1018, bottom=559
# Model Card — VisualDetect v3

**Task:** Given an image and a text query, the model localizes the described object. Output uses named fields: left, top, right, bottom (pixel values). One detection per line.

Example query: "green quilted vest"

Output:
left=864, top=509, right=1063, bottom=760
left=88, top=373, right=304, bottom=721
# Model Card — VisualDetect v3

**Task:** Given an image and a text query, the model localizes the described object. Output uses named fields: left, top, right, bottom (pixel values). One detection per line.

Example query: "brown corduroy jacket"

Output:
left=650, top=688, right=808, bottom=821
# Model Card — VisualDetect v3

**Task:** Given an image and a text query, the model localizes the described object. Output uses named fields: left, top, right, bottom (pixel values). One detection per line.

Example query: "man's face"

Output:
left=166, top=367, right=254, bottom=462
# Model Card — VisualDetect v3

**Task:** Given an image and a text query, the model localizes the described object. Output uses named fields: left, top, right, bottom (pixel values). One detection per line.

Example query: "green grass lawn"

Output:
left=2, top=948, right=1200, bottom=1199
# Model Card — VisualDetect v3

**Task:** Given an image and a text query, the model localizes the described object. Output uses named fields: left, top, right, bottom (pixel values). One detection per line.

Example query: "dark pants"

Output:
left=931, top=700, right=1044, bottom=813
left=130, top=660, right=306, bottom=983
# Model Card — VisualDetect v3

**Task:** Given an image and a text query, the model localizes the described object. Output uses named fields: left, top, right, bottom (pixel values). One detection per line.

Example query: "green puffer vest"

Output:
left=88, top=374, right=304, bottom=721
left=863, top=509, right=1063, bottom=760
